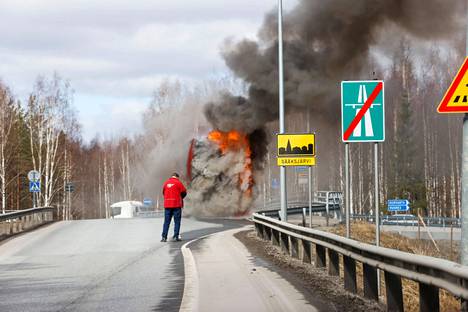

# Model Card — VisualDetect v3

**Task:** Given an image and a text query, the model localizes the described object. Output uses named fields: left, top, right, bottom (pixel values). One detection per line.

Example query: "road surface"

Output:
left=0, top=217, right=242, bottom=312
left=183, top=227, right=328, bottom=312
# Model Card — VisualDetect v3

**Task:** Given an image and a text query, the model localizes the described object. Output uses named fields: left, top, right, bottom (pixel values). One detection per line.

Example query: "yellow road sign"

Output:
left=277, top=133, right=315, bottom=157
left=438, top=57, right=468, bottom=113
left=277, top=133, right=316, bottom=166
left=277, top=157, right=316, bottom=166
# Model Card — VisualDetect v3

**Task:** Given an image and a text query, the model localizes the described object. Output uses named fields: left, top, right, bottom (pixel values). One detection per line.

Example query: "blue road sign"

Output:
left=295, top=166, right=308, bottom=173
left=387, top=199, right=410, bottom=212
left=143, top=198, right=153, bottom=206
left=29, top=181, right=41, bottom=193
left=271, top=178, right=279, bottom=189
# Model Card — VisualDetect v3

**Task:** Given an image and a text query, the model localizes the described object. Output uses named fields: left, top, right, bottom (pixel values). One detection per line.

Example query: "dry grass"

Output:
left=326, top=222, right=461, bottom=312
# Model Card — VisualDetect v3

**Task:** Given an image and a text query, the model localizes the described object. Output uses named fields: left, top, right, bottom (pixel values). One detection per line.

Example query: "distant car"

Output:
left=382, top=214, right=418, bottom=226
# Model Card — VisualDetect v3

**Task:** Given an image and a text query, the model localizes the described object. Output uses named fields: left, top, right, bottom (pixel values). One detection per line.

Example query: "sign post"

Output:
left=307, top=107, right=313, bottom=228
left=342, top=80, right=384, bottom=234
left=277, top=133, right=317, bottom=224
left=28, top=170, right=41, bottom=208
left=345, top=143, right=350, bottom=237
left=65, top=182, right=75, bottom=221
left=436, top=56, right=468, bottom=269
left=342, top=80, right=385, bottom=298
left=342, top=80, right=385, bottom=241
left=278, top=0, right=287, bottom=222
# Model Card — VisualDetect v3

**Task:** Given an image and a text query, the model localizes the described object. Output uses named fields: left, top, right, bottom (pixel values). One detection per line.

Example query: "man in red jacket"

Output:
left=161, top=173, right=187, bottom=242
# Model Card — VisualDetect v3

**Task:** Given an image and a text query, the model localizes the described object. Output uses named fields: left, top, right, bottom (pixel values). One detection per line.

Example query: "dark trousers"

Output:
left=162, top=208, right=182, bottom=239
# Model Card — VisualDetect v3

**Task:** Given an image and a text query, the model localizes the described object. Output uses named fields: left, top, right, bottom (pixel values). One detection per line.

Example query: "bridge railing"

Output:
left=0, top=207, right=55, bottom=240
left=252, top=213, right=468, bottom=311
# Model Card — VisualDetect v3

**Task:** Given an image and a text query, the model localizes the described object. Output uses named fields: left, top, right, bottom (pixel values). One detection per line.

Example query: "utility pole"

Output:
left=278, top=0, right=288, bottom=222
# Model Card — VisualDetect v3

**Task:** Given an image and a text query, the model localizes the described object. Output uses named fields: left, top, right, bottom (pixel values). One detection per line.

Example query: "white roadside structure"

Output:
left=110, top=201, right=145, bottom=219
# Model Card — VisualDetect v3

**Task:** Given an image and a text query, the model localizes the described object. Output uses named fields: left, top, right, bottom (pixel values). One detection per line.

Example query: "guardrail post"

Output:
left=301, top=239, right=311, bottom=264
left=384, top=271, right=404, bottom=312
left=280, top=233, right=289, bottom=254
left=12, top=220, right=17, bottom=234
left=271, top=229, right=280, bottom=246
left=315, top=245, right=326, bottom=268
left=255, top=223, right=262, bottom=238
left=343, top=255, right=357, bottom=294
left=263, top=226, right=271, bottom=241
left=290, top=237, right=299, bottom=259
left=462, top=300, right=468, bottom=312
left=327, top=249, right=339, bottom=276
left=419, top=283, right=439, bottom=312
left=463, top=279, right=468, bottom=312
left=363, top=263, right=378, bottom=301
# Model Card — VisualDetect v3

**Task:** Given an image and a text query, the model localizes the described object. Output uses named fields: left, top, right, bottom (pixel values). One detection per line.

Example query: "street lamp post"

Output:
left=278, top=0, right=287, bottom=222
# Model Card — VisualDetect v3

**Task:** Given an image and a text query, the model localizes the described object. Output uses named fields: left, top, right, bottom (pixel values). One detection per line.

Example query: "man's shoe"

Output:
left=173, top=236, right=182, bottom=242
left=160, top=238, right=167, bottom=242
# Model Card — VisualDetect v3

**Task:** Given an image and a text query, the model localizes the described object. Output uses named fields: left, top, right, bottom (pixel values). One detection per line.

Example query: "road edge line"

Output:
left=180, top=235, right=209, bottom=312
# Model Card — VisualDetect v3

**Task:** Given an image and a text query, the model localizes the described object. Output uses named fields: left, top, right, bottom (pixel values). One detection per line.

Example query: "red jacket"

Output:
left=162, top=177, right=187, bottom=208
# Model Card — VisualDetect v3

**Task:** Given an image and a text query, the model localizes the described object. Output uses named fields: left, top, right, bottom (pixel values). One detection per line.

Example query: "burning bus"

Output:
left=185, top=129, right=266, bottom=217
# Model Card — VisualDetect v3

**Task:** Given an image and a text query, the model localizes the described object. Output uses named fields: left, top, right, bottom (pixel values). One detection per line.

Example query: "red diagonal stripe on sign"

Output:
left=343, top=82, right=383, bottom=141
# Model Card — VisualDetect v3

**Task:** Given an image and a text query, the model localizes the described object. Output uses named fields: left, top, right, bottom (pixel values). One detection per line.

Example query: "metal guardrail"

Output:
left=0, top=207, right=55, bottom=239
left=259, top=203, right=336, bottom=217
left=260, top=191, right=342, bottom=226
left=252, top=213, right=468, bottom=312
left=351, top=214, right=461, bottom=228
left=136, top=210, right=164, bottom=218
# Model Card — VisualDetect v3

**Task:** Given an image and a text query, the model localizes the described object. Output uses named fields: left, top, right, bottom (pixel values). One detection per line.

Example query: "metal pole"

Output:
left=278, top=0, right=287, bottom=222
left=326, top=192, right=330, bottom=227
left=374, top=143, right=380, bottom=246
left=461, top=0, right=468, bottom=267
left=345, top=143, right=350, bottom=238
left=307, top=106, right=312, bottom=227
left=374, top=143, right=381, bottom=298
left=462, top=113, right=468, bottom=265
left=308, top=167, right=312, bottom=227
left=68, top=189, right=71, bottom=221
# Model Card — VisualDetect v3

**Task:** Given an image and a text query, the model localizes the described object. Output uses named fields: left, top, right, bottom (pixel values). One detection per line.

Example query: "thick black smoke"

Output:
left=204, top=0, right=464, bottom=132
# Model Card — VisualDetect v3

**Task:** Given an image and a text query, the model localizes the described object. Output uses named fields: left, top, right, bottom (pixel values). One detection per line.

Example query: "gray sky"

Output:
left=0, top=0, right=298, bottom=141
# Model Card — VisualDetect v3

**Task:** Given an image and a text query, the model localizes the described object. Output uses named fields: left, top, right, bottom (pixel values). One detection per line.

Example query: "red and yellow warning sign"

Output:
left=438, top=57, right=468, bottom=113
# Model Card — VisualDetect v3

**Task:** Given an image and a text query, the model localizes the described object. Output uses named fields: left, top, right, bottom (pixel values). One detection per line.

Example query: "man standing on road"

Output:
left=161, top=173, right=187, bottom=242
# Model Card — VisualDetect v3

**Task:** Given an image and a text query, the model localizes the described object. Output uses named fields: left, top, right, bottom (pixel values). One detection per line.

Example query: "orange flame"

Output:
left=208, top=130, right=254, bottom=199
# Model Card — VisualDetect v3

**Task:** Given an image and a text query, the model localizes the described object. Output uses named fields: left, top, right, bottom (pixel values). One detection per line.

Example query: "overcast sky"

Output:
left=0, top=0, right=298, bottom=141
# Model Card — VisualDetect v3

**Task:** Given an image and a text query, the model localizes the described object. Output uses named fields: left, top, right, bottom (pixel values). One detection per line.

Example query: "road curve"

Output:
left=0, top=217, right=244, bottom=312
left=184, top=227, right=325, bottom=312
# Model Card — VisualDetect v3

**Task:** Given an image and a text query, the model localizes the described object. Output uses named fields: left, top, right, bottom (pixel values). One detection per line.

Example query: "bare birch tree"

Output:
left=0, top=82, right=18, bottom=213
left=27, top=74, right=74, bottom=208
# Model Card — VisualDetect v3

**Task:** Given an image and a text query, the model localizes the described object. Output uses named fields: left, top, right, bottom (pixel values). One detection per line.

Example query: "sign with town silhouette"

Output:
left=277, top=134, right=316, bottom=166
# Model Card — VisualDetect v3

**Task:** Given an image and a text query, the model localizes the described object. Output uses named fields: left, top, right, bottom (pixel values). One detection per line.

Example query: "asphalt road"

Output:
left=0, top=217, right=244, bottom=312
left=187, top=227, right=323, bottom=312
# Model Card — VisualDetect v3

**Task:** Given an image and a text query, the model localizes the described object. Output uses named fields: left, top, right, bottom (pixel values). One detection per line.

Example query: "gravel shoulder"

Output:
left=234, top=228, right=385, bottom=312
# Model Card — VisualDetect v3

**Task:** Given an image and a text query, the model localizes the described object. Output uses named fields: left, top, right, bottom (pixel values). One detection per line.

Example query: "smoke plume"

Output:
left=204, top=0, right=464, bottom=132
